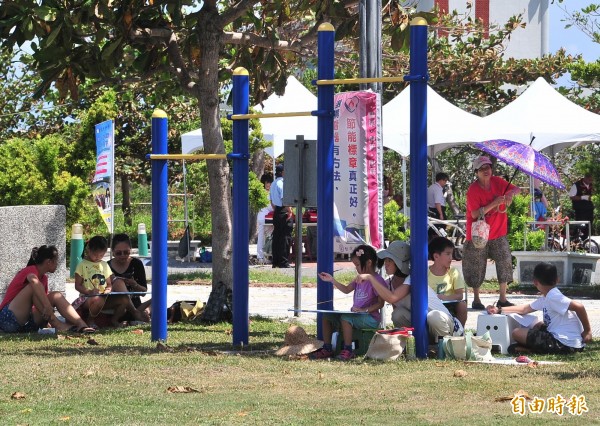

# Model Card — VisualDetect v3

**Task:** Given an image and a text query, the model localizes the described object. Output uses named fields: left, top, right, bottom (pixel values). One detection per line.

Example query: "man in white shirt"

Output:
left=427, top=172, right=449, bottom=221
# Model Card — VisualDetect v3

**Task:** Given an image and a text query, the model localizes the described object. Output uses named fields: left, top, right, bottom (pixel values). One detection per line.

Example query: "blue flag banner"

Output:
left=93, top=120, right=115, bottom=233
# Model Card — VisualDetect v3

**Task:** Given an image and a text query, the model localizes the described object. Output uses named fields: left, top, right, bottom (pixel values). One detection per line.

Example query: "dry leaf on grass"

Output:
left=495, top=389, right=533, bottom=402
left=58, top=416, right=71, bottom=421
left=453, top=369, right=467, bottom=377
left=167, top=386, right=199, bottom=393
left=238, top=411, right=249, bottom=417
left=83, top=370, right=94, bottom=377
left=132, top=329, right=144, bottom=335
left=225, top=329, right=232, bottom=335
left=11, top=391, right=26, bottom=400
left=87, top=338, right=99, bottom=346
left=318, top=372, right=325, bottom=380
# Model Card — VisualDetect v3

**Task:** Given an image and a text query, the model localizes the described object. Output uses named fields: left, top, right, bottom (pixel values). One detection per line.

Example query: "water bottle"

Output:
left=406, top=330, right=416, bottom=360
left=437, top=336, right=445, bottom=360
left=38, top=328, right=56, bottom=335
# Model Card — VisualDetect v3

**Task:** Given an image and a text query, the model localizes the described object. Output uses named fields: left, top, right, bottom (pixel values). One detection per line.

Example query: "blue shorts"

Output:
left=0, top=305, right=41, bottom=333
left=323, top=312, right=380, bottom=329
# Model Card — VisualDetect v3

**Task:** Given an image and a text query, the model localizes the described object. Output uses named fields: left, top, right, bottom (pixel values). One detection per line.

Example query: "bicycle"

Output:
left=427, top=215, right=467, bottom=261
left=547, top=221, right=599, bottom=254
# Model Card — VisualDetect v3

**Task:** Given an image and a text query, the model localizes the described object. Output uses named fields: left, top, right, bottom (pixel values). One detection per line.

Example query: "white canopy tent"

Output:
left=180, top=75, right=317, bottom=158
left=255, top=75, right=318, bottom=158
left=481, top=77, right=600, bottom=154
left=381, top=85, right=487, bottom=157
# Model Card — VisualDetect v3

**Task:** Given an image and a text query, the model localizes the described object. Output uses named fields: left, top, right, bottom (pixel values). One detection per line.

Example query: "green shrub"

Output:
left=383, top=201, right=410, bottom=243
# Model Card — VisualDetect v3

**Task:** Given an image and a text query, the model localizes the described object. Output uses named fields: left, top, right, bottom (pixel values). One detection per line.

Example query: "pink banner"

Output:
left=333, top=91, right=383, bottom=252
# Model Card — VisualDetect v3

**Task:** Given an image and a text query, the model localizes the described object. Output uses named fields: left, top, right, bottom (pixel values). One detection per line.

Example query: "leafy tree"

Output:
left=0, top=135, right=89, bottom=226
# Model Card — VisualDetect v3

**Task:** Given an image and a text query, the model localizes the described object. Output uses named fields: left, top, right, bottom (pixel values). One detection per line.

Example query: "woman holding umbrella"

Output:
left=464, top=156, right=521, bottom=310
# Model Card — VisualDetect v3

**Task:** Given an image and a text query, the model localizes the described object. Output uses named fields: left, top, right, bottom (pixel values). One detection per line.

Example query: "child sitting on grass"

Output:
left=428, top=237, right=468, bottom=327
left=309, top=245, right=385, bottom=361
left=486, top=262, right=592, bottom=354
left=72, top=236, right=146, bottom=328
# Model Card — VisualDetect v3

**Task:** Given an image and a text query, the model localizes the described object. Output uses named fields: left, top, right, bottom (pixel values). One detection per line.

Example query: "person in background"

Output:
left=533, top=189, right=548, bottom=222
left=463, top=156, right=520, bottom=310
left=383, top=175, right=393, bottom=204
left=486, top=262, right=592, bottom=354
left=569, top=173, right=594, bottom=237
left=270, top=163, right=294, bottom=268
left=108, top=233, right=151, bottom=322
left=427, top=172, right=449, bottom=221
left=0, top=245, right=94, bottom=334
left=256, top=173, right=274, bottom=264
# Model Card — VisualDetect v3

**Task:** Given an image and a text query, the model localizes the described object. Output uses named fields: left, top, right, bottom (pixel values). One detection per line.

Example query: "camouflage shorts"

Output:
left=526, top=326, right=583, bottom=354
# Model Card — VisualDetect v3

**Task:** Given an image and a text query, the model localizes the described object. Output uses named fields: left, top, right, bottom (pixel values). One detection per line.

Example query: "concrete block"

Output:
left=0, top=206, right=66, bottom=300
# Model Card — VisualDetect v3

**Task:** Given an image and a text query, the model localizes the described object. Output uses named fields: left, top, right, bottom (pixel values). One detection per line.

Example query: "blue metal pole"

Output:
left=232, top=67, right=250, bottom=346
left=409, top=18, right=429, bottom=358
left=316, top=23, right=335, bottom=339
left=151, top=109, right=169, bottom=342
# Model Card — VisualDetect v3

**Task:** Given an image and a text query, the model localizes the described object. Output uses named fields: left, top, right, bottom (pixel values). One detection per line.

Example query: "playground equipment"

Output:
left=148, top=18, right=430, bottom=358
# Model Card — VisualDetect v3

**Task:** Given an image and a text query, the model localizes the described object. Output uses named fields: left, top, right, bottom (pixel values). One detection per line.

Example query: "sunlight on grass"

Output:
left=1, top=318, right=599, bottom=424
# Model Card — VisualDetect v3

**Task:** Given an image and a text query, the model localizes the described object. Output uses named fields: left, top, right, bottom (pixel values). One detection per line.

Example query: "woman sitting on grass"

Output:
left=309, top=244, right=385, bottom=361
left=72, top=236, right=147, bottom=328
left=0, top=245, right=94, bottom=334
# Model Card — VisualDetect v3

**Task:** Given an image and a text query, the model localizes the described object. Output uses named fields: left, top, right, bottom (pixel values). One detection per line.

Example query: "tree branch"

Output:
left=218, top=0, right=258, bottom=26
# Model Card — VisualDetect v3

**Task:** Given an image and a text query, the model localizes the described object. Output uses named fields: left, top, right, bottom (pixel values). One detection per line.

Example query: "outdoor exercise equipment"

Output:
left=149, top=19, right=430, bottom=358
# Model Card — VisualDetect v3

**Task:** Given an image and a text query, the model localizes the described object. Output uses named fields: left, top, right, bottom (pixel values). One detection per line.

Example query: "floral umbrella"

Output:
left=474, top=139, right=565, bottom=191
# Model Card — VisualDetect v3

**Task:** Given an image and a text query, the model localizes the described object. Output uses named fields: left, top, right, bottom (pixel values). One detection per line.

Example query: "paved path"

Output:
left=64, top=263, right=600, bottom=337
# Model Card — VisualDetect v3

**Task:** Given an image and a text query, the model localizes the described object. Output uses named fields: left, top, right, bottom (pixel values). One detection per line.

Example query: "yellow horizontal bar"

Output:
left=316, top=76, right=407, bottom=85
left=230, top=111, right=314, bottom=120
left=149, top=154, right=227, bottom=160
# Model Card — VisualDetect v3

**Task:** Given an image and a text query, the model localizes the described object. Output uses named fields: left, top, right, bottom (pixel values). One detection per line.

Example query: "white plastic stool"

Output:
left=476, top=314, right=520, bottom=354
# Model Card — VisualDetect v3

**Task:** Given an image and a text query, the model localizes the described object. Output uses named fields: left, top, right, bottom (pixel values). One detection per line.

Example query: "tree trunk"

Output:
left=121, top=174, right=132, bottom=227
left=197, top=7, right=233, bottom=291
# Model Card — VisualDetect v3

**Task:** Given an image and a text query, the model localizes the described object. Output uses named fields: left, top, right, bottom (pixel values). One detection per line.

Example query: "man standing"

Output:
left=427, top=172, right=449, bottom=221
left=270, top=164, right=294, bottom=268
left=569, top=173, right=594, bottom=237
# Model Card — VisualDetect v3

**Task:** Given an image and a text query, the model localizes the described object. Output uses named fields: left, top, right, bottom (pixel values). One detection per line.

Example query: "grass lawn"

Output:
left=1, top=318, right=598, bottom=425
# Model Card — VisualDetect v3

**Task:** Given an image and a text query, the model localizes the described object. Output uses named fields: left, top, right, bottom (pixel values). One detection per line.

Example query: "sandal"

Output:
left=471, top=300, right=485, bottom=310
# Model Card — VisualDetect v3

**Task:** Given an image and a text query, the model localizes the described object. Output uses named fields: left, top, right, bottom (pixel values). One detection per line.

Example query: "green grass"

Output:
left=168, top=270, right=358, bottom=286
left=1, top=318, right=599, bottom=425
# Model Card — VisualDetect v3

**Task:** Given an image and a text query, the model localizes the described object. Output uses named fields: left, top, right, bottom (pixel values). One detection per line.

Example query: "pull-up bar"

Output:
left=230, top=111, right=314, bottom=120
left=148, top=153, right=228, bottom=160
left=315, top=76, right=410, bottom=85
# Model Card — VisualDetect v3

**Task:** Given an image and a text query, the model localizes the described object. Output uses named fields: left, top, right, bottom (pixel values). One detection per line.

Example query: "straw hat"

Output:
left=275, top=325, right=323, bottom=356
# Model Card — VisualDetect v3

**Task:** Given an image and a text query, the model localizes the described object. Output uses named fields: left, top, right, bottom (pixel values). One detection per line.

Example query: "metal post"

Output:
left=409, top=18, right=429, bottom=359
left=151, top=109, right=169, bottom=342
left=316, top=23, right=335, bottom=339
left=69, top=224, right=83, bottom=278
left=294, top=135, right=305, bottom=315
left=232, top=67, right=250, bottom=346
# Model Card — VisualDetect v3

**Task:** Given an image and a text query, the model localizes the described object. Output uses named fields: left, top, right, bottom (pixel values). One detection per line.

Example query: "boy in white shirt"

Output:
left=487, top=262, right=592, bottom=354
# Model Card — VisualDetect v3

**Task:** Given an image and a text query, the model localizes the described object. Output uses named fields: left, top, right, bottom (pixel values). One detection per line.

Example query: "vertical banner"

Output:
left=333, top=91, right=383, bottom=253
left=93, top=120, right=115, bottom=233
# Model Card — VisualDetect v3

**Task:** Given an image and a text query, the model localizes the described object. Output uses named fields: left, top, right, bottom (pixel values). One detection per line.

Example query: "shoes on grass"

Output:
left=471, top=300, right=485, bottom=310
left=309, top=347, right=334, bottom=360
left=336, top=349, right=356, bottom=361
left=497, top=299, right=515, bottom=308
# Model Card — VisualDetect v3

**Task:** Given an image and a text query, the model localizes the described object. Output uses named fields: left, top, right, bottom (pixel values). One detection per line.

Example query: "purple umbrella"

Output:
left=474, top=139, right=565, bottom=191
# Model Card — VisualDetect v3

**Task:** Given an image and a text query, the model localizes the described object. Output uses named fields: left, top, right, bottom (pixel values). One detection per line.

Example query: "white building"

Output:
left=417, top=0, right=549, bottom=59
